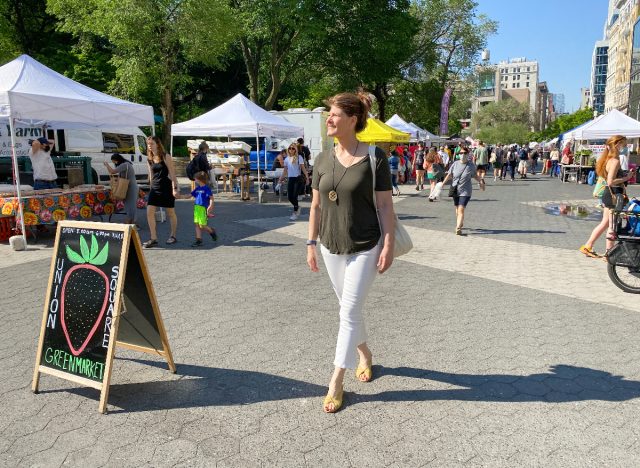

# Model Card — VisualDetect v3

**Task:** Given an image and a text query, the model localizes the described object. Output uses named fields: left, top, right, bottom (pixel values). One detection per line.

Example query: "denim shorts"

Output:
left=453, top=195, right=471, bottom=207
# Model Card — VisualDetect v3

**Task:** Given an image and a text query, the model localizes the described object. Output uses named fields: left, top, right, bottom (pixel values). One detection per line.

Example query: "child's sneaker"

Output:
left=191, top=239, right=203, bottom=247
left=210, top=229, right=218, bottom=241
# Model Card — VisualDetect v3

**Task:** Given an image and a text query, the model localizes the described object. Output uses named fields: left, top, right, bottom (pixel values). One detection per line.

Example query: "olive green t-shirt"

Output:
left=312, top=147, right=392, bottom=254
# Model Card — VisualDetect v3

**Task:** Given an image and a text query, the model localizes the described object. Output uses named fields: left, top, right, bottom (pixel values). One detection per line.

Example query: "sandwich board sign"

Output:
left=32, top=220, right=175, bottom=413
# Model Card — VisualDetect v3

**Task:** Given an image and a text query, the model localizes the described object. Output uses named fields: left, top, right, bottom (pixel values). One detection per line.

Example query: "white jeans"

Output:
left=321, top=243, right=381, bottom=369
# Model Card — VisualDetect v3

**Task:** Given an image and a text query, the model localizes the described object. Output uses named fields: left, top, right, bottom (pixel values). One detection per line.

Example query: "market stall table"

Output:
left=0, top=185, right=147, bottom=227
left=559, top=164, right=593, bottom=184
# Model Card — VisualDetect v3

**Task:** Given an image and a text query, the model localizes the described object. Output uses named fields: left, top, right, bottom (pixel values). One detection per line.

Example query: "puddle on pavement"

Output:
left=543, top=203, right=602, bottom=221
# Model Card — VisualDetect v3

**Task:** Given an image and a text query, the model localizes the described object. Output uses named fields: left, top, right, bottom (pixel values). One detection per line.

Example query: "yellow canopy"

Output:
left=356, top=118, right=411, bottom=143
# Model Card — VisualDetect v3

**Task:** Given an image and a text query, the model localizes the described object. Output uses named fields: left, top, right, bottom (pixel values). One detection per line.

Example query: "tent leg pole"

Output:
left=256, top=129, right=261, bottom=203
left=9, top=117, right=27, bottom=248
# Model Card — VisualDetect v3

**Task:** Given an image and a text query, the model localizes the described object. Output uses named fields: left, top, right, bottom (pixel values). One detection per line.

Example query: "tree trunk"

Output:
left=161, top=87, right=173, bottom=150
left=371, top=84, right=388, bottom=122
left=240, top=38, right=261, bottom=103
left=264, top=69, right=281, bottom=110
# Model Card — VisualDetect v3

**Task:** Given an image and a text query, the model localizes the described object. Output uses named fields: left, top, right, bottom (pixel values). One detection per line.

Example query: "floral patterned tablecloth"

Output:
left=0, top=189, right=147, bottom=225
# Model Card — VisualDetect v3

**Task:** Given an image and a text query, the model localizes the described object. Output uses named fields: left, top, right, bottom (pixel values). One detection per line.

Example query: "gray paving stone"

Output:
left=3, top=176, right=640, bottom=465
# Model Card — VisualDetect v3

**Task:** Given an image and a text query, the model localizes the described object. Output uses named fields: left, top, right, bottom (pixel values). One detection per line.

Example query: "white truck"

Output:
left=0, top=121, right=149, bottom=185
left=271, top=108, right=333, bottom=165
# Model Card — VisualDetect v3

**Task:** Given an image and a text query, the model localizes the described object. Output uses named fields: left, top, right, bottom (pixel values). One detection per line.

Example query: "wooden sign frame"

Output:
left=32, top=221, right=175, bottom=413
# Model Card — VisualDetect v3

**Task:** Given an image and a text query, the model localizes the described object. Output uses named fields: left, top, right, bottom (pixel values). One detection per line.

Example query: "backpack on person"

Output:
left=186, top=152, right=210, bottom=180
left=415, top=150, right=425, bottom=167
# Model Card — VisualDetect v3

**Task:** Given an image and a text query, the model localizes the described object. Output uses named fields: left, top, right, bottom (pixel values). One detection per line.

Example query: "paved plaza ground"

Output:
left=2, top=174, right=640, bottom=467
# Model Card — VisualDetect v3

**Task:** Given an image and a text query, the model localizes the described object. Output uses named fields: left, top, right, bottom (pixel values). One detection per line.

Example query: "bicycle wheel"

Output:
left=607, top=263, right=640, bottom=294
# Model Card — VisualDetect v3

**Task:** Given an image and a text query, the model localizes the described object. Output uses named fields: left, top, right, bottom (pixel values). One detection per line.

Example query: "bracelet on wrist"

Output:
left=306, top=239, right=317, bottom=246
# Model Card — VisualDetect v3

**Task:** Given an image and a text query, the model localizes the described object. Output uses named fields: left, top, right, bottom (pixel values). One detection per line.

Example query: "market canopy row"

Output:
left=0, top=55, right=153, bottom=127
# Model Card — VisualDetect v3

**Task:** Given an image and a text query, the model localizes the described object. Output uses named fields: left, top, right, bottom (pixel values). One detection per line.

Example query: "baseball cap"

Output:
left=37, top=137, right=49, bottom=145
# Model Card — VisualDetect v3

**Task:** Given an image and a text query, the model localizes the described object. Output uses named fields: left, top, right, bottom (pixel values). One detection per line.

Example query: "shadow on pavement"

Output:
left=42, top=362, right=640, bottom=411
left=470, top=228, right=565, bottom=235
left=349, top=364, right=640, bottom=404
left=103, top=360, right=326, bottom=412
left=397, top=215, right=437, bottom=220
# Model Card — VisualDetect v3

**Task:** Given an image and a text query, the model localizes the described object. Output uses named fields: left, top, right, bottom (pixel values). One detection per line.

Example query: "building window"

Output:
left=512, top=83, right=515, bottom=88
left=527, top=74, right=530, bottom=80
left=517, top=75, right=520, bottom=80
left=526, top=82, right=530, bottom=87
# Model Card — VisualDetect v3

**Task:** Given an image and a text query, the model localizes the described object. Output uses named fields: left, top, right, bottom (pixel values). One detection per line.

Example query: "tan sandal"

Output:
left=355, top=363, right=373, bottom=382
left=323, top=385, right=344, bottom=413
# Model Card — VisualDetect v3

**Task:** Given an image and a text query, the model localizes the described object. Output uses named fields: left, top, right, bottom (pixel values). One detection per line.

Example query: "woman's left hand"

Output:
left=172, top=188, right=179, bottom=197
left=377, top=246, right=393, bottom=274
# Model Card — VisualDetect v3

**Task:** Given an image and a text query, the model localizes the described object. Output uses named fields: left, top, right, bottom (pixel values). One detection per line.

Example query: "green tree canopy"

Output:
left=471, top=99, right=532, bottom=144
left=47, top=0, right=237, bottom=144
left=531, top=108, right=594, bottom=141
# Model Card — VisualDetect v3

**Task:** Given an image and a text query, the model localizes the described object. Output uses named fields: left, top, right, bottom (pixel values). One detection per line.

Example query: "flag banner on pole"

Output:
left=439, top=88, right=453, bottom=136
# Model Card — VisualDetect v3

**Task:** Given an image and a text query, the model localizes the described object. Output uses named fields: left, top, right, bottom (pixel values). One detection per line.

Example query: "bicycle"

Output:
left=607, top=208, right=640, bottom=293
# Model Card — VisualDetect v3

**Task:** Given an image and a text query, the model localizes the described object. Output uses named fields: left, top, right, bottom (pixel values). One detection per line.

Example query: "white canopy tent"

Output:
left=0, top=54, right=154, bottom=245
left=572, top=109, right=640, bottom=140
left=422, top=129, right=447, bottom=145
left=171, top=93, right=303, bottom=196
left=386, top=114, right=420, bottom=140
left=560, top=114, right=604, bottom=143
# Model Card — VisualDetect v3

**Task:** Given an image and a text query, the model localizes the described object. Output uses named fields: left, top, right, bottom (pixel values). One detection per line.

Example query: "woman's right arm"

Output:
left=307, top=189, right=321, bottom=272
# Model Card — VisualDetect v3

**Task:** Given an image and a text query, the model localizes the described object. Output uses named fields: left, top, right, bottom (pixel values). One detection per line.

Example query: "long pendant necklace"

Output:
left=329, top=142, right=359, bottom=202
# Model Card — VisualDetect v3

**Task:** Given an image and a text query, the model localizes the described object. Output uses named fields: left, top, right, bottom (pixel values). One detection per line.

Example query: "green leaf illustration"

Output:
left=91, top=241, right=109, bottom=266
left=66, top=245, right=86, bottom=264
left=79, top=235, right=90, bottom=262
left=89, top=234, right=98, bottom=260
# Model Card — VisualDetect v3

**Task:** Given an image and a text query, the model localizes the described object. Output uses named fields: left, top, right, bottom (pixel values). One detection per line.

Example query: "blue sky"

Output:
left=478, top=0, right=609, bottom=113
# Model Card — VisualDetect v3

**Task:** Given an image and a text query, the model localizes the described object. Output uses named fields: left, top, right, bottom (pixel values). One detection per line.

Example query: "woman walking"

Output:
left=580, top=135, right=634, bottom=258
left=308, top=92, right=395, bottom=413
left=143, top=136, right=179, bottom=248
left=413, top=142, right=426, bottom=191
left=278, top=143, right=310, bottom=221
left=441, top=148, right=485, bottom=235
left=103, top=153, right=139, bottom=226
left=424, top=147, right=441, bottom=201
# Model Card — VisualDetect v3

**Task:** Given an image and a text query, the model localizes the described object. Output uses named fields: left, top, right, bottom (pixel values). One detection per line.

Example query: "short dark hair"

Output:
left=297, top=138, right=304, bottom=144
left=198, top=141, right=209, bottom=152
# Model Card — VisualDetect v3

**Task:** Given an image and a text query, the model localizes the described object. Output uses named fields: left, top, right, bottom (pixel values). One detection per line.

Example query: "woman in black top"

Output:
left=143, top=136, right=179, bottom=248
left=308, top=92, right=395, bottom=413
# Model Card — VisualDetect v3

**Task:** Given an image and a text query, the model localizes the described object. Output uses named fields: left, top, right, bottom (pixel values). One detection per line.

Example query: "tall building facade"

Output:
left=590, top=41, right=609, bottom=114
left=552, top=94, right=566, bottom=114
left=629, top=16, right=640, bottom=118
left=604, top=0, right=636, bottom=112
left=580, top=88, right=591, bottom=109
left=471, top=57, right=546, bottom=128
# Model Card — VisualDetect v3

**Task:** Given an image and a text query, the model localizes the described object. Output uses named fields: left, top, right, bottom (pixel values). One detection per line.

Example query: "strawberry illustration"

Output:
left=61, top=234, right=110, bottom=356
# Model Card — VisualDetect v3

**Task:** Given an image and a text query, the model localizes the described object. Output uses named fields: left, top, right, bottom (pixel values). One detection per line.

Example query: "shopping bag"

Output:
left=109, top=174, right=129, bottom=200
left=431, top=182, right=443, bottom=199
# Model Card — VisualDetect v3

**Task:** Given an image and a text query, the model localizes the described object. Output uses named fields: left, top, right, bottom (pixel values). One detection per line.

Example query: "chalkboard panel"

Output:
left=33, top=221, right=175, bottom=413
left=39, top=225, right=124, bottom=383
left=117, top=241, right=163, bottom=351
